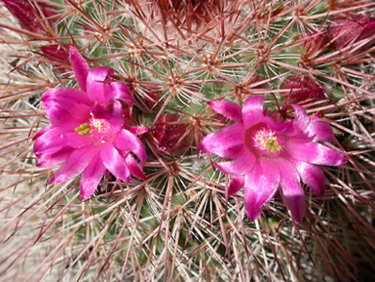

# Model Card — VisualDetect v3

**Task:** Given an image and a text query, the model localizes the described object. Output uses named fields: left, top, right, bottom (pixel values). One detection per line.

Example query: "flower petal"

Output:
left=64, top=132, right=93, bottom=149
left=285, top=139, right=347, bottom=167
left=42, top=87, right=91, bottom=106
left=282, top=104, right=310, bottom=133
left=289, top=158, right=326, bottom=199
left=80, top=153, right=106, bottom=201
left=208, top=101, right=243, bottom=123
left=33, top=124, right=53, bottom=141
left=48, top=146, right=100, bottom=185
left=228, top=176, right=244, bottom=196
left=42, top=88, right=92, bottom=128
left=34, top=127, right=68, bottom=155
left=244, top=159, right=280, bottom=221
left=125, top=155, right=147, bottom=180
left=242, top=96, right=265, bottom=129
left=304, top=120, right=334, bottom=142
left=69, top=45, right=90, bottom=92
left=100, top=140, right=131, bottom=183
left=215, top=147, right=256, bottom=176
left=276, top=158, right=305, bottom=222
left=91, top=100, right=124, bottom=132
left=126, top=126, right=149, bottom=136
left=86, top=66, right=114, bottom=104
left=36, top=146, right=73, bottom=168
left=114, top=129, right=147, bottom=165
left=104, top=81, right=133, bottom=106
left=200, top=123, right=245, bottom=159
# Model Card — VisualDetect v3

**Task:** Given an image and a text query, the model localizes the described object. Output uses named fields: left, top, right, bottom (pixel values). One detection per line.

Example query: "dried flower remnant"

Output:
left=200, top=96, right=347, bottom=222
left=151, top=114, right=191, bottom=155
left=327, top=16, right=375, bottom=49
left=281, top=74, right=326, bottom=104
left=33, top=46, right=148, bottom=200
left=147, top=0, right=222, bottom=30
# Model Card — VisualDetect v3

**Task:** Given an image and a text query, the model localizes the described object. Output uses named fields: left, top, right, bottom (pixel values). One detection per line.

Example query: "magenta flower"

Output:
left=34, top=46, right=147, bottom=200
left=200, top=97, right=347, bottom=222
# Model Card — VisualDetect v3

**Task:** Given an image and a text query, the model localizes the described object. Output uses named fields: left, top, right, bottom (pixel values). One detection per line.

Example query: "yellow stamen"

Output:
left=75, top=123, right=91, bottom=135
left=264, top=139, right=281, bottom=153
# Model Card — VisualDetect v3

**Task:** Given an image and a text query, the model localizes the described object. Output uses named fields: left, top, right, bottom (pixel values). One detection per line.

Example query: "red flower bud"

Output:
left=2, top=0, right=58, bottom=34
left=2, top=0, right=42, bottom=33
left=143, top=87, right=163, bottom=112
left=327, top=16, right=375, bottom=49
left=40, top=44, right=70, bottom=62
left=281, top=74, right=326, bottom=104
left=151, top=114, right=191, bottom=155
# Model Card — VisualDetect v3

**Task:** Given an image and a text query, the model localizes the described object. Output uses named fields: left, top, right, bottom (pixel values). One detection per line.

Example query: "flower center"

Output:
left=75, top=118, right=112, bottom=143
left=245, top=123, right=284, bottom=157
left=91, top=118, right=110, bottom=133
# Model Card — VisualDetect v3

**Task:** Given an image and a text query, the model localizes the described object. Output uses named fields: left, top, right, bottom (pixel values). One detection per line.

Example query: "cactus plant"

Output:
left=0, top=0, right=375, bottom=281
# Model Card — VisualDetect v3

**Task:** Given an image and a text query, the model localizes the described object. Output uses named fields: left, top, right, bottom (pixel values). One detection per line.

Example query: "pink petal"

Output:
left=33, top=124, right=53, bottom=141
left=289, top=158, right=325, bottom=199
left=42, top=88, right=92, bottom=128
left=36, top=146, right=73, bottom=168
left=304, top=120, right=334, bottom=142
left=200, top=124, right=245, bottom=159
left=265, top=118, right=294, bottom=134
left=100, top=140, right=131, bottom=183
left=208, top=101, right=243, bottom=123
left=64, top=132, right=93, bottom=149
left=125, top=155, right=147, bottom=180
left=244, top=159, right=280, bottom=221
left=228, top=176, right=244, bottom=196
left=276, top=158, right=305, bottom=222
left=34, top=127, right=68, bottom=155
left=91, top=101, right=124, bottom=131
left=285, top=139, right=347, bottom=167
left=42, top=87, right=91, bottom=106
left=242, top=96, right=265, bottom=129
left=283, top=104, right=310, bottom=132
left=126, top=126, right=149, bottom=136
left=114, top=130, right=147, bottom=165
left=48, top=146, right=100, bottom=185
left=215, top=147, right=256, bottom=176
left=86, top=67, right=114, bottom=104
left=69, top=45, right=90, bottom=92
left=104, top=81, right=133, bottom=106
left=80, top=153, right=106, bottom=201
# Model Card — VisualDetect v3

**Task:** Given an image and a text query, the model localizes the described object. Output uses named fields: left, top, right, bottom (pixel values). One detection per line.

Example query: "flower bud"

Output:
left=2, top=0, right=42, bottom=33
left=327, top=16, right=375, bottom=49
left=151, top=114, right=191, bottom=155
left=280, top=74, right=325, bottom=104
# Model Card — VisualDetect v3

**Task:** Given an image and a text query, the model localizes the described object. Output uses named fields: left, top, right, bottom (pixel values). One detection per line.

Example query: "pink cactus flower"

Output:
left=200, top=97, right=347, bottom=222
left=327, top=16, right=375, bottom=49
left=33, top=46, right=147, bottom=200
